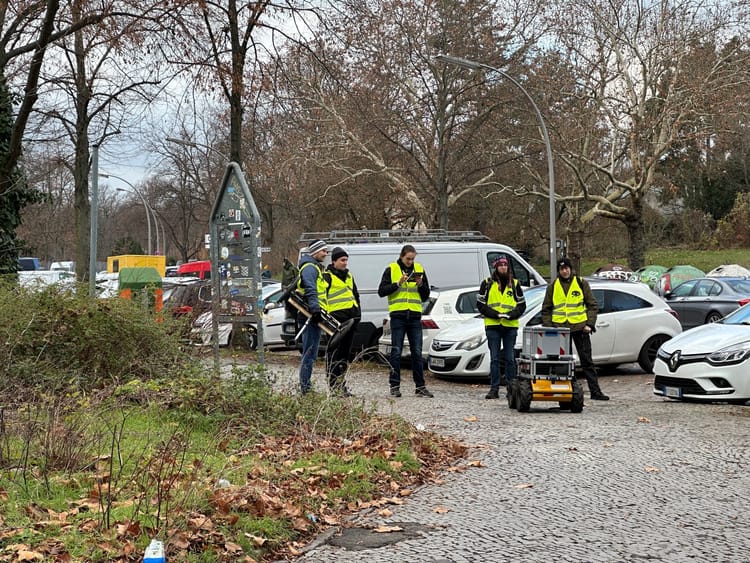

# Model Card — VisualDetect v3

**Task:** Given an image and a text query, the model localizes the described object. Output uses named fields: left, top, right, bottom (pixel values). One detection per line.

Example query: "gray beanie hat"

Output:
left=307, top=239, right=328, bottom=255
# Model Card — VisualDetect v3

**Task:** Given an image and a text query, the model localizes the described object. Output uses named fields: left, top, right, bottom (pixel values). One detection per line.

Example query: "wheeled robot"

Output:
left=507, top=327, right=584, bottom=413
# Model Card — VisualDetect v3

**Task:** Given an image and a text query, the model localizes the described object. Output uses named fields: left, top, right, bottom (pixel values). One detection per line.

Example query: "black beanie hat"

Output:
left=331, top=247, right=348, bottom=261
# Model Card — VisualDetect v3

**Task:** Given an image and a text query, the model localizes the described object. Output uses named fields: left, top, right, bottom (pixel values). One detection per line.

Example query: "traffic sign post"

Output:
left=208, top=163, right=264, bottom=371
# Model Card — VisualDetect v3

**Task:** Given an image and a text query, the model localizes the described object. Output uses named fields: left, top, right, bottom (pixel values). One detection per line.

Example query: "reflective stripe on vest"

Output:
left=387, top=262, right=424, bottom=313
left=297, top=262, right=328, bottom=312
left=551, top=277, right=587, bottom=324
left=484, top=279, right=520, bottom=328
left=327, top=272, right=356, bottom=312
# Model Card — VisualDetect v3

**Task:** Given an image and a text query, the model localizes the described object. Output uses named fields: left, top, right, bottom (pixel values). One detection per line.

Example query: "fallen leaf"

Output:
left=377, top=508, right=393, bottom=517
left=637, top=416, right=651, bottom=423
left=245, top=533, right=267, bottom=546
left=224, top=541, right=243, bottom=553
left=398, top=489, right=413, bottom=497
left=644, top=466, right=660, bottom=473
left=373, top=525, right=403, bottom=533
left=17, top=550, right=44, bottom=561
left=463, top=415, right=478, bottom=422
left=515, top=483, right=534, bottom=489
left=433, top=506, right=451, bottom=513
left=468, top=460, right=485, bottom=468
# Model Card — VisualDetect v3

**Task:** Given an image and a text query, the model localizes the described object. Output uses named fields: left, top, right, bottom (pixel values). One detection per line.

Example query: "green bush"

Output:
left=0, top=281, right=187, bottom=401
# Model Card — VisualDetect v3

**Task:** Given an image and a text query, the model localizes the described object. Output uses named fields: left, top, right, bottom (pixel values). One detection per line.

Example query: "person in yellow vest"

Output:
left=296, top=239, right=329, bottom=394
left=477, top=255, right=526, bottom=399
left=541, top=257, right=609, bottom=401
left=323, top=247, right=361, bottom=397
left=377, top=244, right=433, bottom=398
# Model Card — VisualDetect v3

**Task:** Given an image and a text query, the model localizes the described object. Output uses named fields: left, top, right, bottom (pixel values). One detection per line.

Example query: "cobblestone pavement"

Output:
left=260, top=353, right=750, bottom=563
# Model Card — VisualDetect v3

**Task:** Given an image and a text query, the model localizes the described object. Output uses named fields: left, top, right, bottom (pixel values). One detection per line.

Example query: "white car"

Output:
left=192, top=282, right=291, bottom=348
left=428, top=280, right=683, bottom=377
left=378, top=286, right=481, bottom=361
left=653, top=302, right=750, bottom=403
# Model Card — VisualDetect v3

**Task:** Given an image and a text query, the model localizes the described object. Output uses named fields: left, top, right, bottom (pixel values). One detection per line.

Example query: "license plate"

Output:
left=430, top=357, right=445, bottom=368
left=664, top=386, right=682, bottom=398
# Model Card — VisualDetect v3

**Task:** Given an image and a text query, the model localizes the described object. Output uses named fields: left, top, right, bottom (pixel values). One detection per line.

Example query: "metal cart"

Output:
left=508, top=327, right=584, bottom=413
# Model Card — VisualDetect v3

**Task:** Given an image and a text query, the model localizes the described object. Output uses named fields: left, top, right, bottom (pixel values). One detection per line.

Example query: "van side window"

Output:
left=486, top=252, right=532, bottom=286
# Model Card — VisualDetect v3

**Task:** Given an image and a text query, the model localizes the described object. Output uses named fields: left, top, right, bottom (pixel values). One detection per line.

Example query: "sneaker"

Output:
left=415, top=386, right=434, bottom=398
left=390, top=387, right=402, bottom=398
left=485, top=389, right=500, bottom=399
left=591, top=393, right=610, bottom=401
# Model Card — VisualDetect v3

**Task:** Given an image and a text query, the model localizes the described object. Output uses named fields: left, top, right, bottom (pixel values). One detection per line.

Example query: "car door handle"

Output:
left=596, top=321, right=610, bottom=328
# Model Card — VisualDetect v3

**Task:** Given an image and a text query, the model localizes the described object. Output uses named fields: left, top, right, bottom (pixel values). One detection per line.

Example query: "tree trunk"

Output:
left=625, top=197, right=646, bottom=270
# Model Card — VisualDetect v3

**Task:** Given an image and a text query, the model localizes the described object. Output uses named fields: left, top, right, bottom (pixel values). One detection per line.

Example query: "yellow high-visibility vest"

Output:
left=297, top=262, right=328, bottom=312
left=484, top=279, right=521, bottom=328
left=387, top=262, right=424, bottom=313
left=551, top=277, right=587, bottom=324
left=326, top=272, right=357, bottom=312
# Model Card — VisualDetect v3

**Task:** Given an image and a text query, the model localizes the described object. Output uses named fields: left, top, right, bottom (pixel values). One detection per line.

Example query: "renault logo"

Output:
left=668, top=350, right=681, bottom=371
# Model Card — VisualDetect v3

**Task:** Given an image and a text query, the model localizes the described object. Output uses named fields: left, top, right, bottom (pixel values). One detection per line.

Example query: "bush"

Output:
left=0, top=281, right=187, bottom=402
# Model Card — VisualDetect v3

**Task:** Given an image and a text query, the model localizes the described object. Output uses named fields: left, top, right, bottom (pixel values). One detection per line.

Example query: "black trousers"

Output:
left=326, top=318, right=359, bottom=389
left=571, top=330, right=604, bottom=396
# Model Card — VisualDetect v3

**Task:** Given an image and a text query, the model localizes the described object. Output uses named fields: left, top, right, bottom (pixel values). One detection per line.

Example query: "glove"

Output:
left=490, top=310, right=502, bottom=319
left=310, top=311, right=322, bottom=325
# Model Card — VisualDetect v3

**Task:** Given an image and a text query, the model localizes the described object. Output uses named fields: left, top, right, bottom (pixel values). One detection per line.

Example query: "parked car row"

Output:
left=426, top=280, right=682, bottom=378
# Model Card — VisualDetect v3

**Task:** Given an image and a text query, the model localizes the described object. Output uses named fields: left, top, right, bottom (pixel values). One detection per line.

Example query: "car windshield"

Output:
left=721, top=303, right=750, bottom=325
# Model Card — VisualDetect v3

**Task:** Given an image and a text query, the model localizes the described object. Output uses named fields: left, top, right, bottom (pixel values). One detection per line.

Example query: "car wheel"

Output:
left=517, top=380, right=533, bottom=412
left=570, top=380, right=585, bottom=413
left=507, top=380, right=518, bottom=409
left=705, top=311, right=723, bottom=324
left=244, top=327, right=258, bottom=351
left=638, top=334, right=669, bottom=373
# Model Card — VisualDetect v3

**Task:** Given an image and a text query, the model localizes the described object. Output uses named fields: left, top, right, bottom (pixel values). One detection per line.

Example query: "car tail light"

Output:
left=422, top=319, right=440, bottom=329
left=172, top=305, right=193, bottom=316
left=667, top=308, right=679, bottom=321
left=663, top=274, right=671, bottom=293
left=739, top=298, right=750, bottom=307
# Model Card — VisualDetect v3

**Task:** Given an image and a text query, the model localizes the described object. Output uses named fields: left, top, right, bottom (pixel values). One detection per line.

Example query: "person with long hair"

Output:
left=477, top=255, right=526, bottom=399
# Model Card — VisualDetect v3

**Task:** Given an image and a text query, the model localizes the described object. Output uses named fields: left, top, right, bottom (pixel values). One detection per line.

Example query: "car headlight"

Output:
left=456, top=334, right=486, bottom=351
left=707, top=340, right=750, bottom=365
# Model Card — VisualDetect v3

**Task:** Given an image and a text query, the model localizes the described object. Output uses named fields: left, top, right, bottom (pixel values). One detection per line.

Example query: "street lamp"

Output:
left=103, top=174, right=155, bottom=255
left=435, top=54, right=557, bottom=277
left=115, top=188, right=156, bottom=255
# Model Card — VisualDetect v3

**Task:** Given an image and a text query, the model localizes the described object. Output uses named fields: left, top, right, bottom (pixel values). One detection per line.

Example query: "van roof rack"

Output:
left=299, top=229, right=490, bottom=245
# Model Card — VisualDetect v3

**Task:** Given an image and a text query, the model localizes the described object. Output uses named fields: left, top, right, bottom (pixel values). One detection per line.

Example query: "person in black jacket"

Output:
left=476, top=256, right=526, bottom=399
left=377, top=245, right=433, bottom=398
left=324, top=247, right=361, bottom=397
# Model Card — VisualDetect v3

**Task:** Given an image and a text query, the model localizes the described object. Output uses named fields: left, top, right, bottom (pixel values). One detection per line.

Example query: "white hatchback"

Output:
left=653, top=302, right=750, bottom=403
left=427, top=280, right=683, bottom=377
left=379, top=286, right=481, bottom=362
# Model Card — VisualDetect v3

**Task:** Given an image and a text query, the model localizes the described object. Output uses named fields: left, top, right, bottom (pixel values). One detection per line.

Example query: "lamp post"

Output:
left=103, top=174, right=153, bottom=255
left=89, top=145, right=100, bottom=297
left=435, top=54, right=557, bottom=277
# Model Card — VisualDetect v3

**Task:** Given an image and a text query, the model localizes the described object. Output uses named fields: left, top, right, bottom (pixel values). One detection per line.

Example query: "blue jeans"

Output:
left=486, top=325, right=517, bottom=389
left=388, top=315, right=425, bottom=389
left=299, top=322, right=321, bottom=394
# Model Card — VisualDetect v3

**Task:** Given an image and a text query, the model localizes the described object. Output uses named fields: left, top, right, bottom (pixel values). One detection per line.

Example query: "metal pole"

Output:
left=89, top=145, right=99, bottom=297
left=110, top=177, right=153, bottom=255
left=435, top=54, right=557, bottom=277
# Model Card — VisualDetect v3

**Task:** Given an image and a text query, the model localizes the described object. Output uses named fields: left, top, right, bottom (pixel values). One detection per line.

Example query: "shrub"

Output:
left=0, top=281, right=187, bottom=402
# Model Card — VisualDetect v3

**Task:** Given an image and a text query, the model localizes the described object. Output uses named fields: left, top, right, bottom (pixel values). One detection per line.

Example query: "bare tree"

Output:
left=545, top=0, right=750, bottom=267
left=267, top=0, right=551, bottom=236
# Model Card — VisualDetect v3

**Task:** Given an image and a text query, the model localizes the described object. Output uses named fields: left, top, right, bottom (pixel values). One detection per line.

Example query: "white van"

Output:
left=297, top=230, right=546, bottom=354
